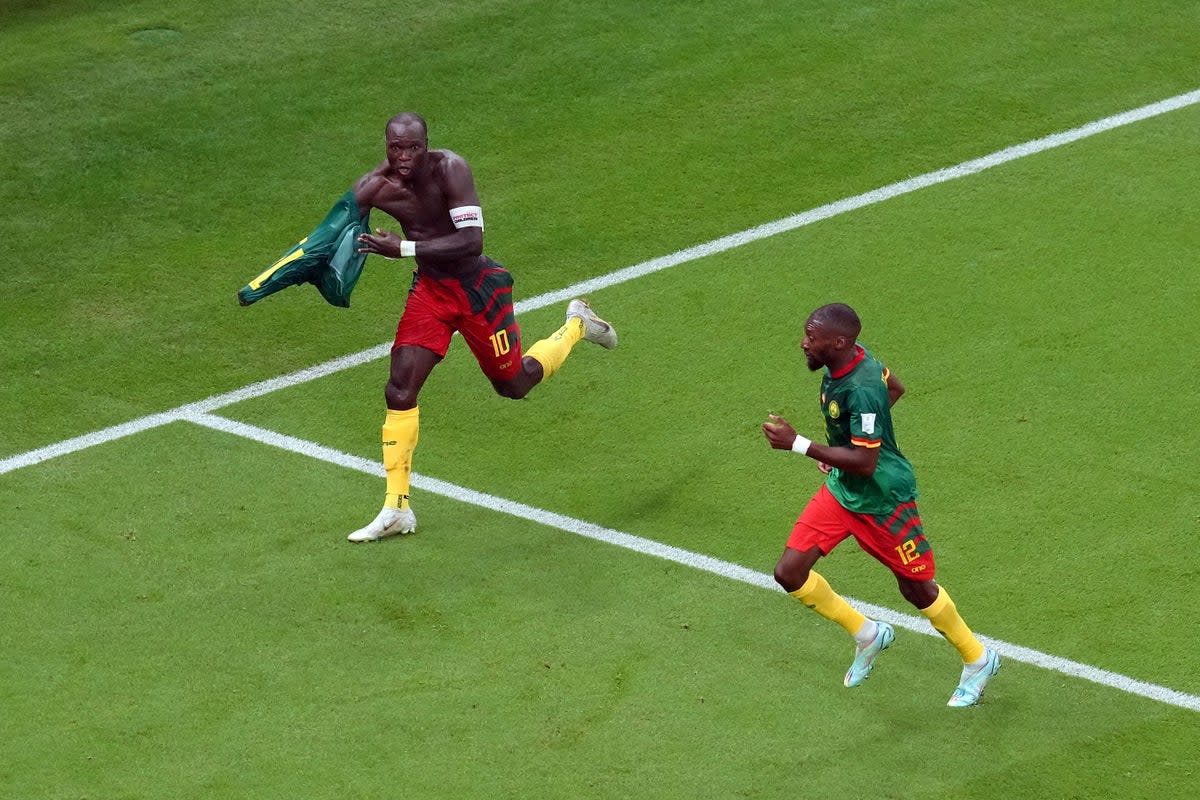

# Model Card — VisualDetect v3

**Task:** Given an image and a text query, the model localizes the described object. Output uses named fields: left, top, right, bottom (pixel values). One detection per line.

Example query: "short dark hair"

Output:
left=809, top=303, right=861, bottom=338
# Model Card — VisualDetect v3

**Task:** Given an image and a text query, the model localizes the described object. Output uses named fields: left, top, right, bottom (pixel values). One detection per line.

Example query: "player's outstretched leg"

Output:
left=566, top=298, right=617, bottom=349
left=521, top=298, right=617, bottom=388
left=348, top=506, right=417, bottom=542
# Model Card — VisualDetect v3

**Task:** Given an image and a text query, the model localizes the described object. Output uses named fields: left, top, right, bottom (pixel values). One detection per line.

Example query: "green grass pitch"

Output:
left=3, top=1, right=1199, bottom=798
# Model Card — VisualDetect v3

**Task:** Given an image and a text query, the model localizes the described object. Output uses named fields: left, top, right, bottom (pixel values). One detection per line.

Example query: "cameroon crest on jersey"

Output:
left=820, top=345, right=917, bottom=515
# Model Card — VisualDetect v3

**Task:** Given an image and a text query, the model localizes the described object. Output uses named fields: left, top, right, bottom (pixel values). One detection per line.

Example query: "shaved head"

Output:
left=807, top=303, right=861, bottom=339
left=386, top=112, right=428, bottom=139
left=382, top=112, right=431, bottom=179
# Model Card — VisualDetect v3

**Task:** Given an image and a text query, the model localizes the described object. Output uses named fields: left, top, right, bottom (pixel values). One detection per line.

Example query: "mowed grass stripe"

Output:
left=3, top=86, right=1198, bottom=477
left=186, top=411, right=1200, bottom=715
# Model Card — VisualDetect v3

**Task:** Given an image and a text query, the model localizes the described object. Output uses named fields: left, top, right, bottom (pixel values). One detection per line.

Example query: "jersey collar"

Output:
left=829, top=345, right=866, bottom=379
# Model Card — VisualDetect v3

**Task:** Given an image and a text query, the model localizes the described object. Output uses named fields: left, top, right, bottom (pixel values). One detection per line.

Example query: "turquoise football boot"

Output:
left=947, top=648, right=1001, bottom=707
left=844, top=621, right=895, bottom=687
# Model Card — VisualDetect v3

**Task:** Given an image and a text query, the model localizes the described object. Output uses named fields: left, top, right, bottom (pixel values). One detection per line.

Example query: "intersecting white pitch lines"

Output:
left=6, top=88, right=1200, bottom=713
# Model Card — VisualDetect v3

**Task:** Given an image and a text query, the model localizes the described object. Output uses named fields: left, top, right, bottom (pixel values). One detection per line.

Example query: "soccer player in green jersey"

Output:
left=761, top=303, right=1000, bottom=707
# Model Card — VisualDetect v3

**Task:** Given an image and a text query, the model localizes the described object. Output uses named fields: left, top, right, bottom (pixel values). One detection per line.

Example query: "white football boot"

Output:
left=347, top=506, right=417, bottom=542
left=566, top=298, right=617, bottom=349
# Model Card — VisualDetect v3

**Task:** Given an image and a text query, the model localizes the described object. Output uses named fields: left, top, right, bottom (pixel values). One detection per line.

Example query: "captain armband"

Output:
left=449, top=205, right=484, bottom=230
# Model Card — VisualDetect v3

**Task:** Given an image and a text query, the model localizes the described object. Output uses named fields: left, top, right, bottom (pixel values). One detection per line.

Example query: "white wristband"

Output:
left=791, top=435, right=812, bottom=455
left=400, top=240, right=417, bottom=258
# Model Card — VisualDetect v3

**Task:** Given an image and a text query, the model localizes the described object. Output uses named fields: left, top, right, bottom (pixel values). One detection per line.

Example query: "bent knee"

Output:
left=491, top=379, right=530, bottom=400
left=385, top=382, right=419, bottom=410
left=774, top=563, right=810, bottom=594
left=898, top=577, right=939, bottom=609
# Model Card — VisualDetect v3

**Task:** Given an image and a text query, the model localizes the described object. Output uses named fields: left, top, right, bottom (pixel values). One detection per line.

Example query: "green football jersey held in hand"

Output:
left=237, top=190, right=371, bottom=308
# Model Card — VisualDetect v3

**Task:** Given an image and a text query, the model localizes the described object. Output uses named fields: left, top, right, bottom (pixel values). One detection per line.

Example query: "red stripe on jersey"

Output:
left=472, top=267, right=507, bottom=288
left=851, top=437, right=881, bottom=448
left=882, top=501, right=919, bottom=530
left=830, top=345, right=866, bottom=379
left=895, top=513, right=924, bottom=540
left=480, top=287, right=513, bottom=320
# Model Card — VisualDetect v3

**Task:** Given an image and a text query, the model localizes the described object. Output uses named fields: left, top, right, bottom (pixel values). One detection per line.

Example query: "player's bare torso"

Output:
left=354, top=150, right=483, bottom=278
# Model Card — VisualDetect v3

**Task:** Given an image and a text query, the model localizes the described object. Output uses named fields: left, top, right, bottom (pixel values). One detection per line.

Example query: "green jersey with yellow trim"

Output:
left=237, top=189, right=371, bottom=308
left=820, top=344, right=917, bottom=515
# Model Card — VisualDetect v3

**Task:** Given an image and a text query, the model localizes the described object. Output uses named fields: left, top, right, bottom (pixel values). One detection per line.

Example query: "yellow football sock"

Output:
left=524, top=318, right=584, bottom=380
left=789, top=571, right=867, bottom=637
left=921, top=585, right=986, bottom=664
left=382, top=406, right=419, bottom=510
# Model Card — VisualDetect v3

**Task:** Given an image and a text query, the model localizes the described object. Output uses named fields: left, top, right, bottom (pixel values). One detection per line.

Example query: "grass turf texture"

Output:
left=4, top=0, right=1200, bottom=797
left=2, top=425, right=1198, bottom=799
left=221, top=103, right=1200, bottom=694
left=3, top=0, right=1200, bottom=453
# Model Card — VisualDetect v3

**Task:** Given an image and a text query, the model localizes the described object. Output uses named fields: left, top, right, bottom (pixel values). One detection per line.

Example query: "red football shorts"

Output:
left=393, top=260, right=523, bottom=381
left=787, top=484, right=937, bottom=580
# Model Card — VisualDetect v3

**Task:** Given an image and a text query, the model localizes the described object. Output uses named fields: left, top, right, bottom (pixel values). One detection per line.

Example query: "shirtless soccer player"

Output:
left=347, top=112, right=617, bottom=542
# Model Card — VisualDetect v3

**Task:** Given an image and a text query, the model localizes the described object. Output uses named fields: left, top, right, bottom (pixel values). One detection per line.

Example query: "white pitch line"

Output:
left=3, top=87, right=1199, bottom=477
left=187, top=410, right=1200, bottom=714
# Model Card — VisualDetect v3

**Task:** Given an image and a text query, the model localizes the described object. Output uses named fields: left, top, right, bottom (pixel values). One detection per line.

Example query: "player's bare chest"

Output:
left=373, top=183, right=446, bottom=225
